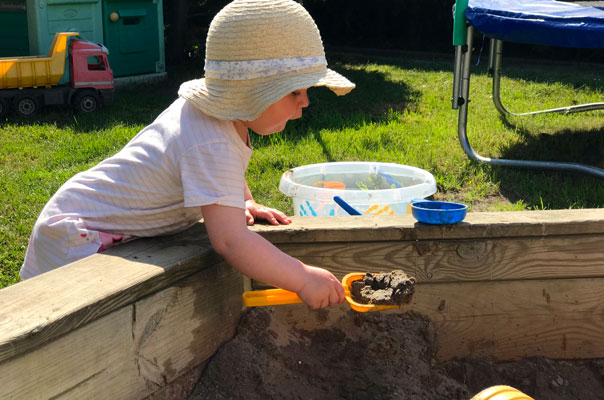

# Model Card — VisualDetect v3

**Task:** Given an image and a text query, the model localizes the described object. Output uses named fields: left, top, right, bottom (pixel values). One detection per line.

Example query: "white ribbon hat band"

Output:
left=205, top=56, right=328, bottom=80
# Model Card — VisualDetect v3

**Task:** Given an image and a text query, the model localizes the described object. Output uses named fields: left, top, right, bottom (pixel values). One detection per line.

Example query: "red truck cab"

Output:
left=69, top=39, right=115, bottom=112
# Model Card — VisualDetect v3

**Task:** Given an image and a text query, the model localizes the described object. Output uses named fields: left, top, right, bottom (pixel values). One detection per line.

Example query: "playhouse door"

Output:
left=103, top=0, right=159, bottom=77
left=0, top=0, right=28, bottom=57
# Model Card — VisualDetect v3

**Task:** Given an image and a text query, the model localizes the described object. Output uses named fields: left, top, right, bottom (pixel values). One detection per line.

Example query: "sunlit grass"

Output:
left=1, top=53, right=604, bottom=287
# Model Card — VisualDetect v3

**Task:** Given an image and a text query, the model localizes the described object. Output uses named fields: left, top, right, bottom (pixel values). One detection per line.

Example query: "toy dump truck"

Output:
left=0, top=32, right=114, bottom=117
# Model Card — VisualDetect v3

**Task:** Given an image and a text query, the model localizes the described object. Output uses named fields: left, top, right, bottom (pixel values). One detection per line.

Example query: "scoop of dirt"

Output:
left=350, top=270, right=416, bottom=305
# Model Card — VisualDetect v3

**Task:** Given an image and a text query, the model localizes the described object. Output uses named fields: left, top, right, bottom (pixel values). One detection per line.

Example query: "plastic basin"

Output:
left=279, top=162, right=437, bottom=216
left=411, top=200, right=468, bottom=225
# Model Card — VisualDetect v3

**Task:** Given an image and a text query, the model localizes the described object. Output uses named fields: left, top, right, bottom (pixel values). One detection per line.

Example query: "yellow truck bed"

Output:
left=0, top=32, right=78, bottom=90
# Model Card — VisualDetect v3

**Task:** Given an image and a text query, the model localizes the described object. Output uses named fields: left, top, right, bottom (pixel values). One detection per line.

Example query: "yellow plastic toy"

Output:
left=242, top=272, right=399, bottom=312
left=471, top=385, right=534, bottom=400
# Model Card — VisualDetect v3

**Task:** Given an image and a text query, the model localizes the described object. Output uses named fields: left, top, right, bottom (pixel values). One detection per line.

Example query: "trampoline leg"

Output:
left=490, top=39, right=604, bottom=116
left=457, top=26, right=489, bottom=164
left=456, top=26, right=604, bottom=178
left=452, top=46, right=464, bottom=109
left=487, top=38, right=496, bottom=77
left=490, top=40, right=510, bottom=116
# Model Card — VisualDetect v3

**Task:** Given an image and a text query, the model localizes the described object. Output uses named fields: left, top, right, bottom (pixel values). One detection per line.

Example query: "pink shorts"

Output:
left=20, top=216, right=134, bottom=279
left=97, top=232, right=128, bottom=252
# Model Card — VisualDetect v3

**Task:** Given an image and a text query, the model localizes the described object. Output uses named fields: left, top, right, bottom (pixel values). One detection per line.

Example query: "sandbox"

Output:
left=189, top=309, right=604, bottom=399
left=2, top=209, right=604, bottom=399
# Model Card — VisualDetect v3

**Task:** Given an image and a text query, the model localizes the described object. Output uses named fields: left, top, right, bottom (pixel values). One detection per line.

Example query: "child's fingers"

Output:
left=319, top=298, right=329, bottom=309
left=329, top=287, right=341, bottom=306
left=246, top=202, right=291, bottom=225
left=307, top=298, right=322, bottom=310
left=263, top=211, right=280, bottom=225
left=245, top=209, right=255, bottom=225
left=270, top=209, right=291, bottom=224
left=258, top=208, right=290, bottom=225
left=331, top=279, right=345, bottom=304
left=336, top=281, right=346, bottom=303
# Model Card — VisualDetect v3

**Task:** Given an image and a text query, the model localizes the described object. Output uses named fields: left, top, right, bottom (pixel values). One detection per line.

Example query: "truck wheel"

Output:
left=0, top=98, right=8, bottom=118
left=16, top=96, right=39, bottom=116
left=74, top=91, right=100, bottom=113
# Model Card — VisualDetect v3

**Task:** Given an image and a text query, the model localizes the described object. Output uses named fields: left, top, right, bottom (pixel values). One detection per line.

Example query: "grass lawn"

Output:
left=1, top=52, right=603, bottom=288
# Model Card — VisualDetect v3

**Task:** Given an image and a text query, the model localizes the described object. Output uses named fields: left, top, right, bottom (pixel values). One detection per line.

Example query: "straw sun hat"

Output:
left=178, top=0, right=355, bottom=121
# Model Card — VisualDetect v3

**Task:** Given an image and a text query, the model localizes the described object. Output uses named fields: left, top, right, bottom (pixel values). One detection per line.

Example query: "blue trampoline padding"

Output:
left=466, top=0, right=604, bottom=49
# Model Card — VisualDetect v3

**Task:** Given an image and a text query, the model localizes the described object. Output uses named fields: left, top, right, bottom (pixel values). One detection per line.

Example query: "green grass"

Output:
left=2, top=53, right=604, bottom=288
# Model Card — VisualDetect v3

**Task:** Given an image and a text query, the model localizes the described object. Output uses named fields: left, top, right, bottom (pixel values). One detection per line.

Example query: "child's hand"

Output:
left=297, top=265, right=346, bottom=309
left=245, top=199, right=291, bottom=226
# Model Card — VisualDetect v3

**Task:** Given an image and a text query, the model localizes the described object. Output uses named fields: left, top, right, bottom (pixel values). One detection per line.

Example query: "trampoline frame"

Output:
left=452, top=1, right=604, bottom=178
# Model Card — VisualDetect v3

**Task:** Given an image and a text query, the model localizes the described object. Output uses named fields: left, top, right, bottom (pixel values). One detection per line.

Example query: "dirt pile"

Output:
left=350, top=270, right=416, bottom=306
left=190, top=308, right=468, bottom=399
left=189, top=308, right=604, bottom=400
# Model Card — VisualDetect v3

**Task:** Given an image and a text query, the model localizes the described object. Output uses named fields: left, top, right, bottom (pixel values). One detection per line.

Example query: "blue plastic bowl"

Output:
left=411, top=200, right=468, bottom=225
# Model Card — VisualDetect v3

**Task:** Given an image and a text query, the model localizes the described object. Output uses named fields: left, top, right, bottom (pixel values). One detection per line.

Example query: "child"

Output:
left=21, top=0, right=355, bottom=309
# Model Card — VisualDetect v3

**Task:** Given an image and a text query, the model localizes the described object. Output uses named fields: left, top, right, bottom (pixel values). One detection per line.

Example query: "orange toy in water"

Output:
left=313, top=180, right=346, bottom=190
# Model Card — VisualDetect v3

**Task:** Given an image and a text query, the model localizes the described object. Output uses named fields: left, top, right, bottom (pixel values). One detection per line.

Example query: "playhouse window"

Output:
left=123, top=17, right=140, bottom=25
left=87, top=55, right=106, bottom=71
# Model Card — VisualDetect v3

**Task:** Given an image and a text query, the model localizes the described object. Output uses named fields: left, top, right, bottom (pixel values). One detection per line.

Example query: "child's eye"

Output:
left=291, top=90, right=301, bottom=96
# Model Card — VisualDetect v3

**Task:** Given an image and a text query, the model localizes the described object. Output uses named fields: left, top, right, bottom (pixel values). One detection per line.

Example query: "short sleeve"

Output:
left=179, top=141, right=246, bottom=209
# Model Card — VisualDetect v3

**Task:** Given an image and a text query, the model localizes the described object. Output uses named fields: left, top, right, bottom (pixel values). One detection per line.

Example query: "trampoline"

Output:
left=452, top=0, right=604, bottom=178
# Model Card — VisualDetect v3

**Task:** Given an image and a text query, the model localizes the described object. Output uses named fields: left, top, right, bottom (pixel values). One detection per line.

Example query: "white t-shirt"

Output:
left=21, top=97, right=252, bottom=278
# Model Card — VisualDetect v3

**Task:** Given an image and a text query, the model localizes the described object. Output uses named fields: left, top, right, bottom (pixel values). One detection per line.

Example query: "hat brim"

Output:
left=179, top=68, right=355, bottom=121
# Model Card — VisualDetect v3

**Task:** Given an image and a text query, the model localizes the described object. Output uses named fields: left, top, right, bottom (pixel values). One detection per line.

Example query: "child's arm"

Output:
left=201, top=203, right=345, bottom=309
left=244, top=181, right=291, bottom=226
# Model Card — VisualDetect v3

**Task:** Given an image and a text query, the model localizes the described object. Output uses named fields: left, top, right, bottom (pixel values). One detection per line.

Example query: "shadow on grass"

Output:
left=334, top=48, right=604, bottom=93
left=252, top=62, right=422, bottom=150
left=1, top=56, right=420, bottom=139
left=477, top=126, right=604, bottom=209
left=486, top=59, right=604, bottom=93
left=0, top=88, right=177, bottom=133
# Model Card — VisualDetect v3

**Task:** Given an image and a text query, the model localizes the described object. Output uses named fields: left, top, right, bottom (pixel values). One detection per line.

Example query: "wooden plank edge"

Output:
left=0, top=225, right=223, bottom=364
left=0, top=262, right=243, bottom=400
left=250, top=209, right=604, bottom=243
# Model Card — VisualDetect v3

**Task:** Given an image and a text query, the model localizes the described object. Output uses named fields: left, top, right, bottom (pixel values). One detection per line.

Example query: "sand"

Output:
left=189, top=308, right=604, bottom=400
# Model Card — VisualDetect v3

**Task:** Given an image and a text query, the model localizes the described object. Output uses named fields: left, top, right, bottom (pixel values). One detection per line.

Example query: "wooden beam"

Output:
left=0, top=224, right=221, bottom=364
left=0, top=262, right=242, bottom=400
left=410, top=278, right=604, bottom=360
left=133, top=262, right=242, bottom=386
left=263, top=234, right=604, bottom=283
left=2, top=306, right=142, bottom=399
left=251, top=209, right=604, bottom=243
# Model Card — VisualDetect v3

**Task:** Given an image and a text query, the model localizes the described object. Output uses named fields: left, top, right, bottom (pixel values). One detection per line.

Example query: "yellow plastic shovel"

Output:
left=242, top=272, right=399, bottom=312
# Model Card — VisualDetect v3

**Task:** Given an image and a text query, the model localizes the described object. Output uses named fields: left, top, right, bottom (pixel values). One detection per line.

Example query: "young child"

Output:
left=21, top=0, right=355, bottom=309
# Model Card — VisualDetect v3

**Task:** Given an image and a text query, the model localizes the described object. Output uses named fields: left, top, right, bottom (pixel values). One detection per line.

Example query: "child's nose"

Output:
left=299, top=90, right=309, bottom=108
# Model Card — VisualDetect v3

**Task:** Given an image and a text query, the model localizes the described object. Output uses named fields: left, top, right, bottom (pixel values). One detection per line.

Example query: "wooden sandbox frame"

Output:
left=2, top=209, right=604, bottom=399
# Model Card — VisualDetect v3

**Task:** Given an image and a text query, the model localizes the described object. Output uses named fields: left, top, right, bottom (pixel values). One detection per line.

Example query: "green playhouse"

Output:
left=0, top=1, right=29, bottom=57
left=0, top=0, right=164, bottom=78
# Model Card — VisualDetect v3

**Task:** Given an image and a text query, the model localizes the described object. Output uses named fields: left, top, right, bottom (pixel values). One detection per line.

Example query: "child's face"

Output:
left=243, top=89, right=309, bottom=135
